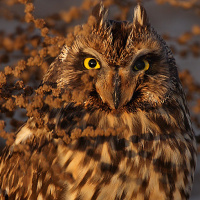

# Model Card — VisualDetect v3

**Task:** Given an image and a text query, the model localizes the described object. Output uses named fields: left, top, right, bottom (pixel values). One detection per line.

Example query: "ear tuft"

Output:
left=133, top=4, right=149, bottom=27
left=91, top=2, right=108, bottom=28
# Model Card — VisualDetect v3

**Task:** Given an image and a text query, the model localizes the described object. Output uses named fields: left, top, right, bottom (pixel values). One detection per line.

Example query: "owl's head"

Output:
left=43, top=3, right=180, bottom=113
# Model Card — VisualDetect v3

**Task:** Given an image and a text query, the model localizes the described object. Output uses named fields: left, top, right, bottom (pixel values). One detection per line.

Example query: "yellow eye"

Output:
left=84, top=58, right=100, bottom=69
left=133, top=59, right=150, bottom=71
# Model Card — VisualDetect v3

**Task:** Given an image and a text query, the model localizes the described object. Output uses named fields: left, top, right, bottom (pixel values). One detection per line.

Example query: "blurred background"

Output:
left=0, top=0, right=200, bottom=199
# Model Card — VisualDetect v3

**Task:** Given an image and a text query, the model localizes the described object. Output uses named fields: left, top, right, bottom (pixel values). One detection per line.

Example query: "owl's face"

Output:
left=43, top=4, right=179, bottom=114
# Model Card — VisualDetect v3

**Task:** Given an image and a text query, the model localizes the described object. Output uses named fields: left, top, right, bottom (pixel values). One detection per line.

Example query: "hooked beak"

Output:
left=95, top=67, right=135, bottom=110
left=112, top=72, right=121, bottom=109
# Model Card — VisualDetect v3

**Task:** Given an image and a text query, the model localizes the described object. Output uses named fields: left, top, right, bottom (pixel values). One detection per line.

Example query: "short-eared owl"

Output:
left=0, top=3, right=197, bottom=200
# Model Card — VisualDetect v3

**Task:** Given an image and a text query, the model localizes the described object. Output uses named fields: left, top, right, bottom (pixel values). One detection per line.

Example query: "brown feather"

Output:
left=0, top=3, right=196, bottom=200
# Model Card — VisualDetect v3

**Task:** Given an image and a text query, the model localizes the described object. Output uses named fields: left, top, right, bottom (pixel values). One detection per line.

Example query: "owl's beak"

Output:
left=112, top=72, right=121, bottom=109
left=96, top=68, right=134, bottom=110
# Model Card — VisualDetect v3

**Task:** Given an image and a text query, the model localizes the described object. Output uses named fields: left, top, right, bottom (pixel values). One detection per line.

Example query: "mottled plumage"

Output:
left=0, top=3, right=197, bottom=200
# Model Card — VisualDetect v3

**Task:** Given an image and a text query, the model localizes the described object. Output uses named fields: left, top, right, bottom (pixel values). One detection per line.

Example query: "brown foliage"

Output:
left=0, top=0, right=200, bottom=151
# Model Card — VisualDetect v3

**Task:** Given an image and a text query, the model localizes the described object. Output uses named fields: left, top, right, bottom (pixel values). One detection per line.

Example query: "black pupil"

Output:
left=135, top=60, right=145, bottom=70
left=88, top=59, right=97, bottom=68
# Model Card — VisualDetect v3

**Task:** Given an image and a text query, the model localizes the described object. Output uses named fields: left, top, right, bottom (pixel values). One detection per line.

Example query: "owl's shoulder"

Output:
left=0, top=124, right=66, bottom=199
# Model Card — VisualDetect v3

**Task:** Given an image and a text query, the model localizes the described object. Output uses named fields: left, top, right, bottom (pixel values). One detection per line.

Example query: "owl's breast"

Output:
left=56, top=130, right=194, bottom=200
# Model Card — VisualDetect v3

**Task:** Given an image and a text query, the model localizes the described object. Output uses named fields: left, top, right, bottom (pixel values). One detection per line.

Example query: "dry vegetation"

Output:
left=0, top=0, right=200, bottom=152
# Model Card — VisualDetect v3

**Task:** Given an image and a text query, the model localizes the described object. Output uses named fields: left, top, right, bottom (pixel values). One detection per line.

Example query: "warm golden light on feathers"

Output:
left=0, top=3, right=197, bottom=200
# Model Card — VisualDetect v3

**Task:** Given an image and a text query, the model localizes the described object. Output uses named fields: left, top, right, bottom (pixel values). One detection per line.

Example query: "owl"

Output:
left=0, top=3, right=197, bottom=200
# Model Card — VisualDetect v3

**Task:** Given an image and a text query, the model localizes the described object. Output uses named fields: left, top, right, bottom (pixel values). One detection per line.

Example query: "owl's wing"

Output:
left=0, top=129, right=66, bottom=200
